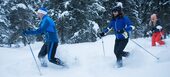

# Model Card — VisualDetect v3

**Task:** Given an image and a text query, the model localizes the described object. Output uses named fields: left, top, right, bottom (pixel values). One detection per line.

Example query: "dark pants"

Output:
left=38, top=42, right=60, bottom=65
left=114, top=39, right=129, bottom=62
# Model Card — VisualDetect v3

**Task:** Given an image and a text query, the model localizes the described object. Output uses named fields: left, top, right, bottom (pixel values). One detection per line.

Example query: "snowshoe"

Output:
left=116, top=60, right=123, bottom=68
left=122, top=52, right=130, bottom=57
left=56, top=58, right=66, bottom=67
left=39, top=58, right=48, bottom=67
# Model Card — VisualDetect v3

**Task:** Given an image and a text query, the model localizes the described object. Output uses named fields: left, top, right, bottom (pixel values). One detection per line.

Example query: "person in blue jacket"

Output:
left=98, top=4, right=135, bottom=68
left=24, top=8, right=64, bottom=67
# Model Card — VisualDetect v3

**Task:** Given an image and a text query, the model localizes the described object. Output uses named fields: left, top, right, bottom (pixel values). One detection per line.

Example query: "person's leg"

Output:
left=152, top=33, right=157, bottom=46
left=114, top=39, right=129, bottom=67
left=114, top=39, right=123, bottom=67
left=38, top=43, right=48, bottom=67
left=159, top=40, right=165, bottom=45
left=155, top=33, right=165, bottom=45
left=47, top=42, right=64, bottom=66
left=114, top=39, right=129, bottom=58
left=120, top=39, right=129, bottom=57
left=38, top=43, right=48, bottom=58
left=114, top=39, right=122, bottom=62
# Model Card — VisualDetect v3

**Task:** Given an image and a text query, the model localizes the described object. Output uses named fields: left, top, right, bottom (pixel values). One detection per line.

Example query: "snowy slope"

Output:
left=0, top=35, right=170, bottom=77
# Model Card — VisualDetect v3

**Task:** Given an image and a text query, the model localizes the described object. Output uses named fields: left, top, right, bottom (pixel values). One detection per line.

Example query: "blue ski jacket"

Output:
left=103, top=16, right=134, bottom=39
left=25, top=15, right=58, bottom=43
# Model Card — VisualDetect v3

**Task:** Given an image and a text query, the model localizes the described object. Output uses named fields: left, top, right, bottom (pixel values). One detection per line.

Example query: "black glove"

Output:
left=97, top=32, right=105, bottom=38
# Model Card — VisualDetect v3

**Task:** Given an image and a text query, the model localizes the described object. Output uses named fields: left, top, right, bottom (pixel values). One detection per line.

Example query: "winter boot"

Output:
left=56, top=58, right=65, bottom=66
left=39, top=58, right=48, bottom=67
left=122, top=52, right=130, bottom=57
left=116, top=60, right=123, bottom=68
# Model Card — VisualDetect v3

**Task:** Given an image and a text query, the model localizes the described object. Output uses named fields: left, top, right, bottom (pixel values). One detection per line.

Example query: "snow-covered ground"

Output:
left=0, top=35, right=170, bottom=77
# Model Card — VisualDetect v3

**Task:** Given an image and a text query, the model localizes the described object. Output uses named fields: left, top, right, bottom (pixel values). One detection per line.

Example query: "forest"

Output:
left=0, top=0, right=170, bottom=47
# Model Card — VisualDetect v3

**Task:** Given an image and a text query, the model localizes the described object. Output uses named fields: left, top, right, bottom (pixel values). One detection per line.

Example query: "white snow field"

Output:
left=0, top=35, right=170, bottom=77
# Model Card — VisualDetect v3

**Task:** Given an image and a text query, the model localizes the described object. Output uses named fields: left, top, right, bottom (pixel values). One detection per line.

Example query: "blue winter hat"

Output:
left=37, top=7, right=48, bottom=15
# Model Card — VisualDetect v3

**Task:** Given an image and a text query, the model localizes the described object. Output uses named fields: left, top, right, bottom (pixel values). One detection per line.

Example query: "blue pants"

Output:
left=38, top=42, right=60, bottom=65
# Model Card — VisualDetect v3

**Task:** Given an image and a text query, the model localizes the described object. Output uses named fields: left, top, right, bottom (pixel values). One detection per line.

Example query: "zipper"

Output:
left=115, top=18, right=118, bottom=31
left=114, top=18, right=119, bottom=39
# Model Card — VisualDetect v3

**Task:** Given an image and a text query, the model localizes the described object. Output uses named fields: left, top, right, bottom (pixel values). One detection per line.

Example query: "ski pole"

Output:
left=130, top=39, right=159, bottom=60
left=24, top=36, right=42, bottom=76
left=98, top=27, right=106, bottom=57
left=101, top=37, right=106, bottom=56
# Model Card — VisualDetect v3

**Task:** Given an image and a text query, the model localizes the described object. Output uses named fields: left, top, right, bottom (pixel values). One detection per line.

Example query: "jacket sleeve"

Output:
left=124, top=16, right=134, bottom=32
left=151, top=20, right=162, bottom=33
left=103, top=21, right=113, bottom=34
left=25, top=19, right=49, bottom=35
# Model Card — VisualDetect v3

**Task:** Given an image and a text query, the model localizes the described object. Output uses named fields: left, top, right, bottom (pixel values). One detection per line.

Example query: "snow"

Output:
left=11, top=6, right=17, bottom=10
left=71, top=31, right=79, bottom=39
left=58, top=11, right=70, bottom=18
left=102, top=0, right=109, bottom=2
left=11, top=3, right=27, bottom=10
left=0, top=35, right=170, bottom=77
left=163, top=1, right=170, bottom=5
left=1, top=34, right=8, bottom=37
left=17, top=3, right=27, bottom=9
left=88, top=20, right=100, bottom=32
left=2, top=0, right=9, bottom=6
left=0, top=18, right=4, bottom=22
left=92, top=3, right=106, bottom=12
left=28, top=5, right=36, bottom=14
left=64, top=1, right=71, bottom=8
